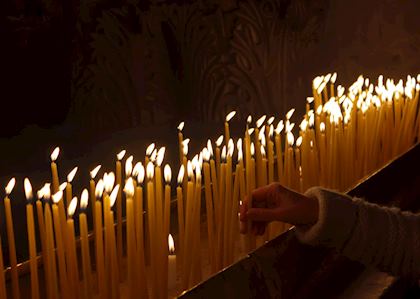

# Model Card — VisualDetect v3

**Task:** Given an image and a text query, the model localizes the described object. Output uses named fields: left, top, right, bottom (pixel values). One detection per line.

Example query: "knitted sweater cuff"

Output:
left=294, top=187, right=358, bottom=248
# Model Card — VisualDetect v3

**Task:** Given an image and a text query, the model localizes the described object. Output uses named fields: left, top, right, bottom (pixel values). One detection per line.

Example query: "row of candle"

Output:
left=1, top=73, right=419, bottom=298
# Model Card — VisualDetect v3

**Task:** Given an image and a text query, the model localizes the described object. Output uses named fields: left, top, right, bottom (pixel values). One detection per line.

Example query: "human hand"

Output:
left=240, top=183, right=319, bottom=235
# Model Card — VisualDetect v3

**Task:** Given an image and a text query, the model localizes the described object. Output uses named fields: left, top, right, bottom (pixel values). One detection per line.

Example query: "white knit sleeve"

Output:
left=295, top=187, right=420, bottom=280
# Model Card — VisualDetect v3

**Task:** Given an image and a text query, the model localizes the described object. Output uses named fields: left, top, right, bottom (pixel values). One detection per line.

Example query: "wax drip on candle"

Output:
left=226, top=111, right=236, bottom=122
left=125, top=155, right=134, bottom=177
left=90, top=165, right=101, bottom=179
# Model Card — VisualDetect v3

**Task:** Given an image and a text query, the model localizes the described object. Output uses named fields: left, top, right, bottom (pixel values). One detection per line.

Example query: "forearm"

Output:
left=295, top=187, right=420, bottom=280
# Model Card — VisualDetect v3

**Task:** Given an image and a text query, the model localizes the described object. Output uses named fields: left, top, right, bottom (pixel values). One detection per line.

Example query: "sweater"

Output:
left=294, top=187, right=420, bottom=281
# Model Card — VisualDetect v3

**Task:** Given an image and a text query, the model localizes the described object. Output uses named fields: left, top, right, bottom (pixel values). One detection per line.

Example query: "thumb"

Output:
left=246, top=207, right=278, bottom=222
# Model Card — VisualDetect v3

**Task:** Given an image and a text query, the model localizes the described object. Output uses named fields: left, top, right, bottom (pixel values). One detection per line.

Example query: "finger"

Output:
left=247, top=208, right=278, bottom=222
left=251, top=185, right=273, bottom=203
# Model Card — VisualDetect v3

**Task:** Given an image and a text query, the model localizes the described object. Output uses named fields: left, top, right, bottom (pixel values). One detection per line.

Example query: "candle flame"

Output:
left=110, top=185, right=120, bottom=208
left=306, top=97, right=314, bottom=104
left=59, top=182, right=68, bottom=191
left=286, top=108, right=295, bottom=120
left=67, top=167, right=78, bottom=183
left=24, top=178, right=33, bottom=201
left=269, top=124, right=274, bottom=138
left=221, top=146, right=227, bottom=161
left=203, top=148, right=210, bottom=162
left=191, top=155, right=198, bottom=169
left=125, top=155, right=134, bottom=177
left=310, top=140, right=314, bottom=148
left=51, top=147, right=60, bottom=162
left=287, top=132, right=295, bottom=146
left=168, top=234, right=175, bottom=254
left=258, top=126, right=265, bottom=141
left=137, top=164, right=145, bottom=184
left=320, top=122, right=326, bottom=132
left=57, top=190, right=68, bottom=206
left=90, top=165, right=101, bottom=179
left=164, top=164, right=172, bottom=184
left=207, top=140, right=213, bottom=157
left=250, top=143, right=255, bottom=156
left=275, top=120, right=284, bottom=135
left=146, top=144, right=155, bottom=156
left=236, top=138, right=243, bottom=152
left=124, top=178, right=135, bottom=198
left=95, top=179, right=104, bottom=199
left=256, top=115, right=266, bottom=128
left=150, top=149, right=157, bottom=163
left=248, top=128, right=255, bottom=135
left=331, top=72, right=337, bottom=84
left=324, top=73, right=332, bottom=82
left=132, top=162, right=142, bottom=177
left=80, top=189, right=89, bottom=209
left=225, top=111, right=236, bottom=122
left=260, top=145, right=266, bottom=157
left=156, top=147, right=166, bottom=167
left=146, top=162, right=154, bottom=180
left=316, top=105, right=323, bottom=115
left=187, top=161, right=194, bottom=180
left=238, top=147, right=243, bottom=161
left=117, top=150, right=126, bottom=161
left=178, top=121, right=185, bottom=131
left=300, top=119, right=308, bottom=132
left=215, top=135, right=223, bottom=147
left=5, top=177, right=16, bottom=195
left=247, top=115, right=252, bottom=124
left=36, top=184, right=48, bottom=200
left=68, top=197, right=78, bottom=217
left=267, top=116, right=275, bottom=125
left=177, top=165, right=185, bottom=185
left=296, top=136, right=303, bottom=147
left=182, top=142, right=189, bottom=156
left=228, top=139, right=234, bottom=157
left=104, top=172, right=115, bottom=193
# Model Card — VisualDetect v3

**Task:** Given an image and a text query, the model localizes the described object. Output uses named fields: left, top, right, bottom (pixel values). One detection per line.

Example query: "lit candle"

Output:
left=50, top=146, right=60, bottom=193
left=4, top=178, right=20, bottom=299
left=267, top=125, right=275, bottom=183
left=108, top=185, right=121, bottom=299
left=202, top=148, right=215, bottom=271
left=168, top=234, right=177, bottom=290
left=163, top=164, right=172, bottom=295
left=178, top=121, right=185, bottom=165
left=124, top=178, right=136, bottom=299
left=24, top=178, right=40, bottom=299
left=94, top=180, right=106, bottom=299
left=135, top=166, right=148, bottom=297
left=215, top=135, right=223, bottom=180
left=223, top=140, right=234, bottom=266
left=275, top=121, right=284, bottom=183
left=51, top=191, right=70, bottom=299
left=79, top=189, right=92, bottom=299
left=65, top=166, right=78, bottom=207
left=225, top=111, right=236, bottom=145
left=44, top=189, right=59, bottom=299
left=116, top=149, right=126, bottom=276
left=146, top=161, right=158, bottom=298
left=66, top=197, right=80, bottom=299
left=176, top=165, right=185, bottom=273
left=35, top=184, right=49, bottom=294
